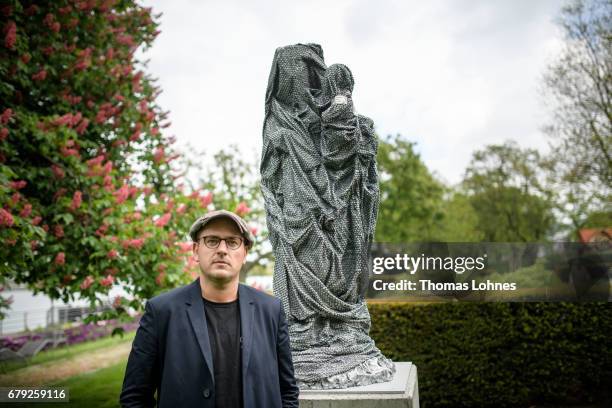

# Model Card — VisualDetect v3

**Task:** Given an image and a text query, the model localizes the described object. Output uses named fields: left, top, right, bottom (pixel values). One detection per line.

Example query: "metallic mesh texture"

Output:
left=260, top=43, right=395, bottom=388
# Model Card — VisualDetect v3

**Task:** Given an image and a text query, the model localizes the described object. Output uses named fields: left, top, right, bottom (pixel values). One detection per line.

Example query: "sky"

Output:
left=142, top=0, right=564, bottom=186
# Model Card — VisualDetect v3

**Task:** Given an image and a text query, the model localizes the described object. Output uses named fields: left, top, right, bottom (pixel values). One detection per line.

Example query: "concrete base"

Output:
left=299, top=362, right=419, bottom=408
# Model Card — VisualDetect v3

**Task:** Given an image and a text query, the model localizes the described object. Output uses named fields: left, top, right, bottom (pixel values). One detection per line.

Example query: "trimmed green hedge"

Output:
left=368, top=302, right=612, bottom=408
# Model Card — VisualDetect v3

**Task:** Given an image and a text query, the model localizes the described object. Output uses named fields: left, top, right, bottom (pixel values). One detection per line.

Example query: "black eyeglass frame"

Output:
left=196, top=235, right=244, bottom=250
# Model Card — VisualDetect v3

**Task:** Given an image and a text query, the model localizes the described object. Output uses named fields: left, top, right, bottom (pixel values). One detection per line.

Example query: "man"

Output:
left=120, top=209, right=299, bottom=408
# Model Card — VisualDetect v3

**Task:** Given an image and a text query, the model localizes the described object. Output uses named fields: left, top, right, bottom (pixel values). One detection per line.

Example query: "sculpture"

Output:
left=260, top=44, right=395, bottom=389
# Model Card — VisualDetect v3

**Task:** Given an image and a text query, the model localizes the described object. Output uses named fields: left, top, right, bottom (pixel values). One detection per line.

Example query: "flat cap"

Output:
left=189, top=209, right=255, bottom=248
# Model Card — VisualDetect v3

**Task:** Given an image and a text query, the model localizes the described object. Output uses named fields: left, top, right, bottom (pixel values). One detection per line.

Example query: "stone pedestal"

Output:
left=299, top=362, right=419, bottom=408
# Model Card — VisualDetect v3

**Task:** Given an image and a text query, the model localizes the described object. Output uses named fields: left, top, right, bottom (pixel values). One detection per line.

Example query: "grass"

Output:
left=0, top=331, right=135, bottom=374
left=8, top=361, right=127, bottom=408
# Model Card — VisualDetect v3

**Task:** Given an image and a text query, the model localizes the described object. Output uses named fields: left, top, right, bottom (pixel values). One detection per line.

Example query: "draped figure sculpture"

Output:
left=260, top=43, right=395, bottom=389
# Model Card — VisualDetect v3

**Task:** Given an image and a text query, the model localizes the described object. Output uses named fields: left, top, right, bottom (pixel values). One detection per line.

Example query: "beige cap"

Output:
left=189, top=209, right=254, bottom=249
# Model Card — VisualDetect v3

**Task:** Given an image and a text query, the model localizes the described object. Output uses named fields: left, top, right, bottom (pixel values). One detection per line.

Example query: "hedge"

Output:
left=368, top=302, right=612, bottom=408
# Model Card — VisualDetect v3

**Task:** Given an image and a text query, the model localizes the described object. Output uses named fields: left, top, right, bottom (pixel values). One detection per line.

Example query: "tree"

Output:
left=462, top=141, right=556, bottom=242
left=542, top=0, right=611, bottom=233
left=375, top=134, right=446, bottom=242
left=436, top=190, right=484, bottom=242
left=0, top=0, right=185, bottom=323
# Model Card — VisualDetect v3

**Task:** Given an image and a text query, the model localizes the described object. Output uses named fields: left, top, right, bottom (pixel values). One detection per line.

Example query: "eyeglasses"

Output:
left=197, top=235, right=244, bottom=250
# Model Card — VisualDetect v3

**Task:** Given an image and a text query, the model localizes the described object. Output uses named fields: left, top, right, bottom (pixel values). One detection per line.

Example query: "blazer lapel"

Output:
left=185, top=278, right=215, bottom=382
left=238, top=284, right=255, bottom=380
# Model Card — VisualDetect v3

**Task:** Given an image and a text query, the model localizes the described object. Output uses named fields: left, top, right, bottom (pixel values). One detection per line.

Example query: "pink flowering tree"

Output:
left=0, top=1, right=269, bottom=325
left=0, top=0, right=187, bottom=323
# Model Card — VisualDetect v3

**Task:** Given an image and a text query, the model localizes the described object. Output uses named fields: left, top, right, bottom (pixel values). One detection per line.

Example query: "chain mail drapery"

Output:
left=260, top=43, right=395, bottom=389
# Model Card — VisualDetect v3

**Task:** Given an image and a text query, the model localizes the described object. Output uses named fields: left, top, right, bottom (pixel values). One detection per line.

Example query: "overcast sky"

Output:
left=142, top=0, right=564, bottom=186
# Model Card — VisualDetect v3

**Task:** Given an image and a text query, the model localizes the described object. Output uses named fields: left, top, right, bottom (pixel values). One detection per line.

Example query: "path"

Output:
left=0, top=341, right=132, bottom=386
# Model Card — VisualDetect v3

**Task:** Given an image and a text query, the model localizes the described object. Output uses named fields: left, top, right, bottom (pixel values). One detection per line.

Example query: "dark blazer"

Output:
left=120, top=278, right=299, bottom=408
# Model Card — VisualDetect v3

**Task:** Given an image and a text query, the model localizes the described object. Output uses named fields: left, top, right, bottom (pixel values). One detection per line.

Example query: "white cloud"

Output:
left=143, top=0, right=564, bottom=185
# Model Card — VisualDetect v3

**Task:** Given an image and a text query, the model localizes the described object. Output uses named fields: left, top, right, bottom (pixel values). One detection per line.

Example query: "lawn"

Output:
left=9, top=361, right=127, bottom=408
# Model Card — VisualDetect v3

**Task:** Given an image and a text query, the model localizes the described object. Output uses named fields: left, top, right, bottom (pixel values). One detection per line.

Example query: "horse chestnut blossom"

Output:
left=80, top=275, right=94, bottom=290
left=4, top=21, right=16, bottom=50
left=114, top=184, right=129, bottom=204
left=199, top=192, right=213, bottom=208
left=19, top=204, right=32, bottom=218
left=235, top=201, right=250, bottom=217
left=107, top=249, right=119, bottom=259
left=154, top=212, right=171, bottom=227
left=0, top=209, right=14, bottom=227
left=54, top=252, right=65, bottom=265
left=69, top=191, right=82, bottom=210
left=100, top=274, right=114, bottom=287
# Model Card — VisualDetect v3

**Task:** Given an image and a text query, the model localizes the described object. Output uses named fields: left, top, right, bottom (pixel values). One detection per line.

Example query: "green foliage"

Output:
left=435, top=191, right=483, bottom=242
left=462, top=141, right=556, bottom=242
left=376, top=134, right=446, bottom=242
left=369, top=302, right=612, bottom=408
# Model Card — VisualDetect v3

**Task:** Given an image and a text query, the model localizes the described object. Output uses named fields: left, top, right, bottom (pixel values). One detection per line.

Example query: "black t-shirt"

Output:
left=202, top=297, right=243, bottom=408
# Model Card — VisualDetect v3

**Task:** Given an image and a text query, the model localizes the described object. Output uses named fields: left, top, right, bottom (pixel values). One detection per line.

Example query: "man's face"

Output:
left=193, top=217, right=247, bottom=284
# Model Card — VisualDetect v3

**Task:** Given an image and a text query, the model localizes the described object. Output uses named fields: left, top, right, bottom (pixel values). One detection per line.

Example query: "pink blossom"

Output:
left=122, top=238, right=145, bottom=250
left=19, top=203, right=32, bottom=218
left=9, top=180, right=26, bottom=189
left=154, top=212, right=171, bottom=228
left=177, top=242, right=192, bottom=253
left=95, top=223, right=108, bottom=237
left=10, top=192, right=20, bottom=204
left=199, top=192, right=213, bottom=208
left=235, top=201, right=251, bottom=217
left=54, top=224, right=64, bottom=238
left=0, top=127, right=7, bottom=141
left=102, top=161, right=113, bottom=175
left=0, top=208, right=14, bottom=227
left=4, top=21, right=16, bottom=50
left=114, top=184, right=129, bottom=204
left=60, top=147, right=79, bottom=157
left=31, top=216, right=42, bottom=226
left=116, top=34, right=134, bottom=46
left=54, top=252, right=65, bottom=265
left=51, top=165, right=65, bottom=179
left=69, top=190, right=82, bottom=210
left=53, top=113, right=73, bottom=127
left=103, top=175, right=113, bottom=191
left=153, top=147, right=165, bottom=163
left=86, top=154, right=105, bottom=167
left=0, top=108, right=12, bottom=125
left=176, top=203, right=187, bottom=214
left=157, top=263, right=167, bottom=273
left=100, top=274, right=114, bottom=287
left=250, top=226, right=258, bottom=236
left=32, top=69, right=47, bottom=81
left=76, top=118, right=89, bottom=135
left=107, top=249, right=119, bottom=259
left=80, top=275, right=94, bottom=290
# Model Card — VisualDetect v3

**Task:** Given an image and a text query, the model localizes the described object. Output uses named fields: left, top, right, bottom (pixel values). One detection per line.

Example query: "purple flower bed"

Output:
left=0, top=318, right=140, bottom=352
